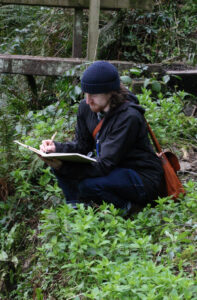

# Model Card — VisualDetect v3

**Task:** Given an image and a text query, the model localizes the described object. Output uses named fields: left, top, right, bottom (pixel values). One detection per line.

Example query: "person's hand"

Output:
left=40, top=140, right=56, bottom=153
left=39, top=156, right=62, bottom=170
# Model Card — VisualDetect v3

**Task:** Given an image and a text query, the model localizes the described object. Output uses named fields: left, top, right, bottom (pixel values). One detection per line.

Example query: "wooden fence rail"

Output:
left=0, top=0, right=153, bottom=10
left=1, top=54, right=196, bottom=77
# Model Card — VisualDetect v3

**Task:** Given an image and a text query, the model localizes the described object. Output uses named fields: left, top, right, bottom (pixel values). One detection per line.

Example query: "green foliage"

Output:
left=1, top=1, right=196, bottom=63
left=10, top=182, right=197, bottom=299
left=0, top=1, right=196, bottom=297
left=0, top=5, right=73, bottom=57
left=0, top=77, right=25, bottom=177
left=137, top=88, right=197, bottom=146
left=0, top=62, right=196, bottom=298
left=99, top=0, right=197, bottom=64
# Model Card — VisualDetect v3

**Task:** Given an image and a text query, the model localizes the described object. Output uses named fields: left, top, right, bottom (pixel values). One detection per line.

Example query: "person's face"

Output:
left=85, top=93, right=111, bottom=113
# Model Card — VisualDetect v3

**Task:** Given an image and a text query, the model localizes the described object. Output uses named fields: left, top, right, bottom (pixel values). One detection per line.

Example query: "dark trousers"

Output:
left=55, top=168, right=147, bottom=209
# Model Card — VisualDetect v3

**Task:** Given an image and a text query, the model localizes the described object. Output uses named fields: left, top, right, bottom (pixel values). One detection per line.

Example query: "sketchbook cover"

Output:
left=14, top=140, right=96, bottom=163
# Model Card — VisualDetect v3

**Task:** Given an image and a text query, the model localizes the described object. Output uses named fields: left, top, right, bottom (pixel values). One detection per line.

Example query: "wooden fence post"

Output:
left=87, top=0, right=100, bottom=61
left=72, top=8, right=83, bottom=58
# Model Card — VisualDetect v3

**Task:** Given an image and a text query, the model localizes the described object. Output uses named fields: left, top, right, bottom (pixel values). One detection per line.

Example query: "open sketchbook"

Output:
left=14, top=141, right=96, bottom=163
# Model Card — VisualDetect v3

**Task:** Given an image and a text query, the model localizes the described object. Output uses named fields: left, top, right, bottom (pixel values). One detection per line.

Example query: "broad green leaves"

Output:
left=31, top=189, right=197, bottom=299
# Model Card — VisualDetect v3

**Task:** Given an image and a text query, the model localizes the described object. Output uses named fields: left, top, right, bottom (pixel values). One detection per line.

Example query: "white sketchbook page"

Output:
left=14, top=140, right=96, bottom=163
left=14, top=140, right=43, bottom=155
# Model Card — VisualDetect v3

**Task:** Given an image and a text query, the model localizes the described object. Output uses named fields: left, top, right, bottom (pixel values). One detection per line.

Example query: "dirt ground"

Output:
left=179, top=101, right=197, bottom=183
left=179, top=146, right=197, bottom=184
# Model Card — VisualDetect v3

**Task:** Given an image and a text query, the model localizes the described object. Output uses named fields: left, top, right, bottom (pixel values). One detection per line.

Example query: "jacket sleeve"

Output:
left=54, top=101, right=94, bottom=155
left=55, top=110, right=142, bottom=180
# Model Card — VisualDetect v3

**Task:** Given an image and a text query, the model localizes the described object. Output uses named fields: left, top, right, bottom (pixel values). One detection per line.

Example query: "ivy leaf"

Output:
left=120, top=76, right=132, bottom=85
left=129, top=68, right=142, bottom=76
left=11, top=256, right=19, bottom=267
left=144, top=78, right=150, bottom=88
left=162, top=75, right=170, bottom=84
left=0, top=250, right=8, bottom=261
left=152, top=81, right=161, bottom=92
left=74, top=85, right=82, bottom=95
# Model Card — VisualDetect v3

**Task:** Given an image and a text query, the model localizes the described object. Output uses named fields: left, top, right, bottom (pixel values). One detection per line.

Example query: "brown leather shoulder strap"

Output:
left=92, top=119, right=104, bottom=139
left=92, top=118, right=162, bottom=154
left=145, top=120, right=162, bottom=153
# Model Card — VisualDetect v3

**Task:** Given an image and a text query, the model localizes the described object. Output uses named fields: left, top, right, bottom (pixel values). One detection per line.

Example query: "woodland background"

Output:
left=0, top=0, right=197, bottom=299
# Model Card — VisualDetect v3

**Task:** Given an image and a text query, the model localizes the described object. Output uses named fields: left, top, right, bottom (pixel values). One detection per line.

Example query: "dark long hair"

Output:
left=109, top=83, right=130, bottom=109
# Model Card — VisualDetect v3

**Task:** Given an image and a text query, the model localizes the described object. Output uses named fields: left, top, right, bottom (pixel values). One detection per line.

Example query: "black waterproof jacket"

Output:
left=54, top=93, right=164, bottom=202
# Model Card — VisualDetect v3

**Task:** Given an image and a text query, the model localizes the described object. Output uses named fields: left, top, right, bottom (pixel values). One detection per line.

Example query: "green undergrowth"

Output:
left=7, top=181, right=197, bottom=299
left=138, top=89, right=197, bottom=148
left=0, top=71, right=197, bottom=298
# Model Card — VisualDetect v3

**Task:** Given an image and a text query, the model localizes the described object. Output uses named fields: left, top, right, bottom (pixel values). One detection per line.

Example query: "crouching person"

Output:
left=40, top=61, right=165, bottom=216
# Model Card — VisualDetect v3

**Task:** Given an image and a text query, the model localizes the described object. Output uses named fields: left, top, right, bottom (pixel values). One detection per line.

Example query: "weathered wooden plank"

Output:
left=1, top=54, right=196, bottom=77
left=0, top=54, right=86, bottom=76
left=166, top=70, right=197, bottom=75
left=87, top=0, right=100, bottom=60
left=72, top=8, right=83, bottom=58
left=0, top=54, right=143, bottom=76
left=0, top=0, right=153, bottom=10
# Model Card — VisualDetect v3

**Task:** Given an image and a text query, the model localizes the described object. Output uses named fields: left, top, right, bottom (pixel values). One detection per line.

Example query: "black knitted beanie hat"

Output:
left=81, top=61, right=120, bottom=94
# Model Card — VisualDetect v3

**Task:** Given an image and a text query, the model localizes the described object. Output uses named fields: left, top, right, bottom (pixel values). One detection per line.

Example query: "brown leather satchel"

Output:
left=146, top=122, right=185, bottom=200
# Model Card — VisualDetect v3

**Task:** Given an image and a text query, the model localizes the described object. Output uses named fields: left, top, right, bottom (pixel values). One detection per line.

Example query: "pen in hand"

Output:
left=45, top=131, right=57, bottom=153
left=51, top=131, right=57, bottom=142
left=40, top=131, right=62, bottom=169
left=40, top=132, right=57, bottom=153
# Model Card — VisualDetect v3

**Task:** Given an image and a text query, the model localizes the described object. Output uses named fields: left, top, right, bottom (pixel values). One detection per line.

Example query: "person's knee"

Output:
left=79, top=178, right=101, bottom=196
left=79, top=179, right=93, bottom=194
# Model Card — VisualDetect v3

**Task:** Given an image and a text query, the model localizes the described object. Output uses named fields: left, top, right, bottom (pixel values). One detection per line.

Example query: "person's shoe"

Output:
left=67, top=201, right=93, bottom=210
left=121, top=201, right=132, bottom=217
left=67, top=202, right=79, bottom=209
